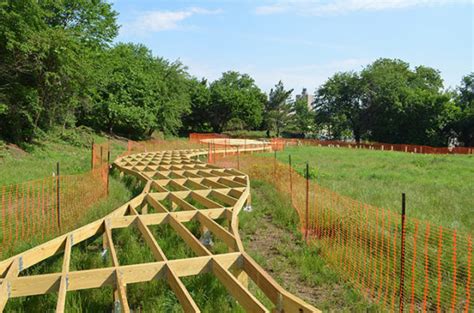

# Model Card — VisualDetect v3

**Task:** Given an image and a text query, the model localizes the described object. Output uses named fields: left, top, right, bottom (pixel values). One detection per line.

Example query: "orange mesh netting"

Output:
left=212, top=151, right=472, bottom=312
left=0, top=143, right=109, bottom=258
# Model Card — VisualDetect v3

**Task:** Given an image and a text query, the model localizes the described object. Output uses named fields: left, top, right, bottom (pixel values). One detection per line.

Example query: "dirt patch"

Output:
left=6, top=143, right=29, bottom=158
left=242, top=214, right=360, bottom=311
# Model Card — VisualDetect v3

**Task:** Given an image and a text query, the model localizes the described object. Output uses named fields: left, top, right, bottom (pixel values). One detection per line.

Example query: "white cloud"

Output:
left=255, top=0, right=471, bottom=16
left=126, top=7, right=222, bottom=33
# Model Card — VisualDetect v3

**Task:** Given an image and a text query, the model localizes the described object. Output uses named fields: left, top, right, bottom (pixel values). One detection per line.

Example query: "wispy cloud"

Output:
left=255, top=0, right=470, bottom=16
left=125, top=7, right=222, bottom=34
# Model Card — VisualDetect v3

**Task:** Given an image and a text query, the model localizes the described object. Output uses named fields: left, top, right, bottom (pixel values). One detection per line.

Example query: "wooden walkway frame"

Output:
left=0, top=147, right=320, bottom=312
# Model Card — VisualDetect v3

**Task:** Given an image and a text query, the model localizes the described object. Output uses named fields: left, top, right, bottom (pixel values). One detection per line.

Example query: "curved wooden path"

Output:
left=0, top=147, right=319, bottom=312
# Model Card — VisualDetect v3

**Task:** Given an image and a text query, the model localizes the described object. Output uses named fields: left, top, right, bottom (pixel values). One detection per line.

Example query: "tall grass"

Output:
left=272, top=146, right=474, bottom=232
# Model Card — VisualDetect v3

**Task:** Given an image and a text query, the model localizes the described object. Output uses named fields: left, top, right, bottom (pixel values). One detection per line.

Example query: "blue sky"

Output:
left=113, top=0, right=473, bottom=94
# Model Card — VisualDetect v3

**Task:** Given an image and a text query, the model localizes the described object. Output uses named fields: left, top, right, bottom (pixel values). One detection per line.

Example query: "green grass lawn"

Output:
left=270, top=146, right=474, bottom=232
left=0, top=134, right=126, bottom=185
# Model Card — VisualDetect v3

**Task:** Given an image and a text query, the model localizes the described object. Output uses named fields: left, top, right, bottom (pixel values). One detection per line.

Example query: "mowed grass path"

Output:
left=272, top=146, right=474, bottom=232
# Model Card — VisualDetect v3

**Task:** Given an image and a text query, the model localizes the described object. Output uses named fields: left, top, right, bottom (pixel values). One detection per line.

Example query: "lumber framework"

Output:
left=0, top=146, right=320, bottom=312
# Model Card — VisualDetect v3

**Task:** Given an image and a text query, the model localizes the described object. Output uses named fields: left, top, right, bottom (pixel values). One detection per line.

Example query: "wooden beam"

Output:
left=168, top=216, right=211, bottom=257
left=166, top=266, right=200, bottom=312
left=55, top=235, right=72, bottom=312
left=196, top=212, right=236, bottom=251
left=135, top=216, right=167, bottom=261
left=211, top=259, right=267, bottom=313
left=0, top=258, right=20, bottom=310
left=210, top=190, right=237, bottom=206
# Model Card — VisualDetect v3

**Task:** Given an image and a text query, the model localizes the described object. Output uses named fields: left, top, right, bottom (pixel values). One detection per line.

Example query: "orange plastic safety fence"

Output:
left=0, top=164, right=108, bottom=259
left=91, top=142, right=110, bottom=169
left=212, top=153, right=472, bottom=312
left=269, top=138, right=474, bottom=155
left=121, top=139, right=205, bottom=157
left=189, top=132, right=228, bottom=144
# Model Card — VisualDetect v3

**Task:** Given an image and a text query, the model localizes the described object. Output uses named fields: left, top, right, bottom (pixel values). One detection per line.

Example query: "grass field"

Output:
left=270, top=146, right=474, bottom=232
left=0, top=135, right=126, bottom=185
left=0, top=137, right=376, bottom=311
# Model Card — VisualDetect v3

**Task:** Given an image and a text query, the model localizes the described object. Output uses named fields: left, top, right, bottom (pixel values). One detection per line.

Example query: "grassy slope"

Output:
left=0, top=134, right=134, bottom=258
left=2, top=139, right=380, bottom=311
left=271, top=146, right=474, bottom=232
left=241, top=180, right=378, bottom=311
left=0, top=135, right=126, bottom=185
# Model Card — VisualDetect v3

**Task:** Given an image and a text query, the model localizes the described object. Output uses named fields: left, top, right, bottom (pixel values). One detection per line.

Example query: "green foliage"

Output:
left=222, top=130, right=268, bottom=139
left=314, top=71, right=365, bottom=142
left=288, top=97, right=315, bottom=136
left=450, top=73, right=474, bottom=146
left=314, top=58, right=461, bottom=146
left=82, top=43, right=191, bottom=138
left=264, top=81, right=293, bottom=137
left=0, top=0, right=118, bottom=142
left=209, top=71, right=266, bottom=132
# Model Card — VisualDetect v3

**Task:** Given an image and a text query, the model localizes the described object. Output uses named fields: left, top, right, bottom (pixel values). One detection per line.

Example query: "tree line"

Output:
left=0, top=1, right=472, bottom=146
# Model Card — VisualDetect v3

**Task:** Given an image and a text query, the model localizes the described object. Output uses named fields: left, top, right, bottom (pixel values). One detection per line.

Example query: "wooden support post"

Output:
left=55, top=235, right=72, bottom=312
left=0, top=258, right=21, bottom=310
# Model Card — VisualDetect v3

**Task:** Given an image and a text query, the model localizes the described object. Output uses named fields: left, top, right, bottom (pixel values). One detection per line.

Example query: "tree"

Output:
left=0, top=0, right=118, bottom=142
left=451, top=73, right=474, bottom=146
left=314, top=72, right=365, bottom=142
left=81, top=43, right=191, bottom=138
left=265, top=81, right=293, bottom=137
left=290, top=97, right=315, bottom=136
left=313, top=58, right=453, bottom=145
left=361, top=59, right=452, bottom=145
left=209, top=71, right=266, bottom=132
left=182, top=78, right=212, bottom=133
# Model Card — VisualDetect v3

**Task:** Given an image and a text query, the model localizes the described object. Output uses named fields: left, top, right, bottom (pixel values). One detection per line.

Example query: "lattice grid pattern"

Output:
left=0, top=148, right=318, bottom=312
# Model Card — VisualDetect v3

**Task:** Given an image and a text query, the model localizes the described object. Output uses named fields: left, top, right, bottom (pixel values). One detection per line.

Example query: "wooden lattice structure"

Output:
left=0, top=148, right=319, bottom=312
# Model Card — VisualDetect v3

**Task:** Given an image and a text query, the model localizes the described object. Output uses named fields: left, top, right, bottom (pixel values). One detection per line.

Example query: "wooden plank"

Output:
left=166, top=266, right=200, bottom=312
left=168, top=216, right=211, bottom=257
left=55, top=235, right=72, bottom=312
left=145, top=194, right=169, bottom=213
left=210, top=190, right=237, bottom=206
left=170, top=194, right=198, bottom=211
left=0, top=258, right=20, bottom=310
left=197, top=212, right=236, bottom=251
left=242, top=253, right=320, bottom=313
left=115, top=270, right=130, bottom=313
left=104, top=221, right=119, bottom=267
left=135, top=216, right=167, bottom=261
left=211, top=259, right=268, bottom=313
left=190, top=192, right=222, bottom=209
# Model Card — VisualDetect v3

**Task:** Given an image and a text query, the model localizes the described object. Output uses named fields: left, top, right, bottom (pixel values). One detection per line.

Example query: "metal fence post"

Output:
left=91, top=139, right=95, bottom=169
left=289, top=154, right=293, bottom=205
left=237, top=146, right=240, bottom=170
left=107, top=151, right=111, bottom=196
left=305, top=162, right=309, bottom=242
left=56, top=162, right=61, bottom=232
left=399, top=193, right=406, bottom=312
left=208, top=142, right=211, bottom=163
left=274, top=150, right=277, bottom=177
